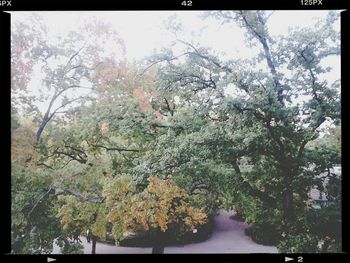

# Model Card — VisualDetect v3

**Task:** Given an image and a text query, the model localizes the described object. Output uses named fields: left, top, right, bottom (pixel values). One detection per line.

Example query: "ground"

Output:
left=52, top=210, right=278, bottom=254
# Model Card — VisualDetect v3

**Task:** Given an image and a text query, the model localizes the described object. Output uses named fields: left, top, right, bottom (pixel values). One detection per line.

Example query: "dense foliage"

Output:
left=11, top=11, right=341, bottom=254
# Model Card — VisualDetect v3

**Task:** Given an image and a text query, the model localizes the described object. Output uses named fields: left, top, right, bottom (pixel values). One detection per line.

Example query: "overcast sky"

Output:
left=11, top=11, right=341, bottom=132
left=11, top=11, right=340, bottom=60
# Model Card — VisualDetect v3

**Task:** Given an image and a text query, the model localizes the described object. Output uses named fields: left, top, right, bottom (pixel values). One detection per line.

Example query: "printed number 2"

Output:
left=298, top=256, right=303, bottom=262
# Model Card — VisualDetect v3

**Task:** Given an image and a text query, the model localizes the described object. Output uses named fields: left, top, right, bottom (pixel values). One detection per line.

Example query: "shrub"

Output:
left=119, top=216, right=214, bottom=247
left=247, top=222, right=280, bottom=246
left=306, top=205, right=341, bottom=242
left=230, top=210, right=245, bottom=222
left=277, top=233, right=320, bottom=253
left=277, top=229, right=341, bottom=253
left=242, top=204, right=282, bottom=246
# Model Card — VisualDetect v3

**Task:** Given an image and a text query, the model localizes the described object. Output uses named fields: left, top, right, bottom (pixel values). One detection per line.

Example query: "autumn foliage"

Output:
left=53, top=175, right=207, bottom=244
left=104, top=176, right=207, bottom=241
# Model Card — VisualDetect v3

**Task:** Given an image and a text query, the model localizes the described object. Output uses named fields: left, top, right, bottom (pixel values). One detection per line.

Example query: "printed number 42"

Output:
left=181, top=1, right=193, bottom=6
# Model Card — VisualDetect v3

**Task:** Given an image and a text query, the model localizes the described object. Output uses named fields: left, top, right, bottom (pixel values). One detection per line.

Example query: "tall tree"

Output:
left=149, top=10, right=340, bottom=234
left=11, top=15, right=126, bottom=142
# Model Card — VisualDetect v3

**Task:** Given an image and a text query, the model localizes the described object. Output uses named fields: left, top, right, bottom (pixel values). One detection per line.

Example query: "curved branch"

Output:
left=231, top=159, right=277, bottom=207
left=177, top=38, right=233, bottom=74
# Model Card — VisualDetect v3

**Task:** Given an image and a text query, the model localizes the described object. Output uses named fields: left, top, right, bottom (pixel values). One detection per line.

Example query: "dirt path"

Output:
left=52, top=210, right=277, bottom=254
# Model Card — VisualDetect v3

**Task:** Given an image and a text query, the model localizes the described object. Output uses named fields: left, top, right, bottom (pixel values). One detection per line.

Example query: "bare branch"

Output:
left=65, top=44, right=86, bottom=70
left=37, top=162, right=54, bottom=170
left=139, top=52, right=189, bottom=77
left=49, top=96, right=87, bottom=119
left=88, top=142, right=140, bottom=153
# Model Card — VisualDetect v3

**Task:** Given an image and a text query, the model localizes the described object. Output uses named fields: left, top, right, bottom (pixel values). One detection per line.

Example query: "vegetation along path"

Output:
left=52, top=210, right=277, bottom=254
left=164, top=210, right=277, bottom=253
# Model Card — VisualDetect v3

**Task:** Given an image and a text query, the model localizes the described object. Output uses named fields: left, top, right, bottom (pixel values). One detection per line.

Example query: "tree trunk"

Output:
left=231, top=159, right=277, bottom=207
left=151, top=229, right=165, bottom=254
left=282, top=189, right=295, bottom=222
left=91, top=237, right=97, bottom=254
left=281, top=166, right=296, bottom=223
left=152, top=245, right=164, bottom=254
left=35, top=101, right=53, bottom=142
left=35, top=120, right=46, bottom=142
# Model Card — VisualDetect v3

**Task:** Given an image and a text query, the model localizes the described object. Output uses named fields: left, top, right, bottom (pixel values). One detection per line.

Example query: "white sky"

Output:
left=11, top=11, right=340, bottom=61
left=11, top=11, right=341, bottom=128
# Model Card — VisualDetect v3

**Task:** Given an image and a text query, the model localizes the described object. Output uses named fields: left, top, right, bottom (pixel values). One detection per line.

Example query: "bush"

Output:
left=55, top=238, right=84, bottom=254
left=306, top=205, right=341, bottom=242
left=277, top=233, right=320, bottom=253
left=229, top=211, right=245, bottom=222
left=277, top=207, right=342, bottom=254
left=119, top=216, right=214, bottom=247
left=277, top=231, right=341, bottom=253
left=246, top=222, right=280, bottom=246
left=183, top=216, right=214, bottom=243
left=241, top=203, right=282, bottom=246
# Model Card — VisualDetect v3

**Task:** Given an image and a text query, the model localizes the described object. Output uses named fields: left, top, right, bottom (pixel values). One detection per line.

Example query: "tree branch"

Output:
left=177, top=38, right=233, bottom=74
left=37, top=162, right=54, bottom=170
left=231, top=159, right=277, bottom=207
left=65, top=44, right=86, bottom=71
left=53, top=150, right=87, bottom=164
left=164, top=98, right=174, bottom=116
left=238, top=11, right=284, bottom=106
left=139, top=52, right=189, bottom=76
left=62, top=188, right=105, bottom=203
left=88, top=143, right=140, bottom=153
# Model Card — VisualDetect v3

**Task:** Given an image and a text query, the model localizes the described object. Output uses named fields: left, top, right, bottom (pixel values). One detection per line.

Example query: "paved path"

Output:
left=52, top=210, right=277, bottom=254
left=52, top=239, right=152, bottom=254
left=164, top=210, right=277, bottom=253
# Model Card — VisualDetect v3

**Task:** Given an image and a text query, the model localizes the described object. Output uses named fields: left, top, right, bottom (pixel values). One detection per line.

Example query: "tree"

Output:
left=54, top=175, right=207, bottom=254
left=147, top=10, right=340, bottom=249
left=10, top=15, right=127, bottom=254
left=13, top=53, right=206, bottom=254
left=10, top=119, right=83, bottom=254
left=11, top=11, right=341, bottom=254
left=11, top=14, right=126, bottom=143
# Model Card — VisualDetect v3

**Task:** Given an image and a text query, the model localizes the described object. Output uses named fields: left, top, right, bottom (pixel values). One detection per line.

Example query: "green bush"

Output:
left=277, top=208, right=342, bottom=254
left=277, top=231, right=341, bottom=253
left=306, top=205, right=341, bottom=241
left=320, top=241, right=342, bottom=253
left=119, top=216, right=214, bottom=247
left=277, top=233, right=320, bottom=253
left=246, top=222, right=280, bottom=246
left=55, top=238, right=84, bottom=254
left=240, top=202, right=282, bottom=246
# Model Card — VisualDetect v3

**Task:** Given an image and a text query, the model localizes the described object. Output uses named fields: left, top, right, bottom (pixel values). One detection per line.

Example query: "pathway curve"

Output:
left=52, top=210, right=277, bottom=254
left=164, top=210, right=277, bottom=253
